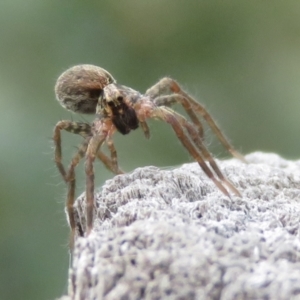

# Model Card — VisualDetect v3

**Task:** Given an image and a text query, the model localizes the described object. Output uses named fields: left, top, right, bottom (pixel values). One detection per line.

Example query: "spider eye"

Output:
left=117, top=96, right=123, bottom=102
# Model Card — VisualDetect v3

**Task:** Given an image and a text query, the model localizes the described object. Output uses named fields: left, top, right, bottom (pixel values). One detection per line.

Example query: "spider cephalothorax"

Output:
left=99, top=84, right=141, bottom=134
left=53, top=64, right=245, bottom=248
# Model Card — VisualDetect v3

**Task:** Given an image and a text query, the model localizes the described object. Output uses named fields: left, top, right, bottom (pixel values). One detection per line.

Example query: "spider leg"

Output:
left=140, top=121, right=150, bottom=139
left=96, top=149, right=124, bottom=174
left=165, top=108, right=241, bottom=197
left=153, top=94, right=204, bottom=138
left=66, top=138, right=91, bottom=246
left=53, top=120, right=121, bottom=176
left=146, top=78, right=246, bottom=163
left=53, top=121, right=92, bottom=181
left=149, top=107, right=232, bottom=198
left=53, top=121, right=94, bottom=247
left=69, top=144, right=123, bottom=243
left=53, top=120, right=120, bottom=246
left=85, top=134, right=107, bottom=235
left=105, top=135, right=124, bottom=174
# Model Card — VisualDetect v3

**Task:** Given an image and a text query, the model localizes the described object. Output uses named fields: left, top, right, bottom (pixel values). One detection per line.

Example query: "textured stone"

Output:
left=60, top=152, right=300, bottom=300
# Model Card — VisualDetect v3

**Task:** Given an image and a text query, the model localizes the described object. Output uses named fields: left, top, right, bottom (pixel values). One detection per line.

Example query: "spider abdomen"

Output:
left=55, top=65, right=115, bottom=114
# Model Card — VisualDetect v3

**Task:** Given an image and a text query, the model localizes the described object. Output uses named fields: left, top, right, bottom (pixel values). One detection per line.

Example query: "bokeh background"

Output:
left=1, top=1, right=300, bottom=299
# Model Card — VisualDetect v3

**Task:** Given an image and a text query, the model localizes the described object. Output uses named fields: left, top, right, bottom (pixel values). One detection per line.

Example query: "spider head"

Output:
left=55, top=64, right=115, bottom=114
left=98, top=84, right=141, bottom=135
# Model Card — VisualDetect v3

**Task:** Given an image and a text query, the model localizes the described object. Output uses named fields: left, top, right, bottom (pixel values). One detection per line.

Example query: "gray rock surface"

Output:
left=61, top=152, right=300, bottom=300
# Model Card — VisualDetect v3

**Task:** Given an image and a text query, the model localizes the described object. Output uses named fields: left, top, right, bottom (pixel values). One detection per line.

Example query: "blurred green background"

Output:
left=1, top=1, right=300, bottom=299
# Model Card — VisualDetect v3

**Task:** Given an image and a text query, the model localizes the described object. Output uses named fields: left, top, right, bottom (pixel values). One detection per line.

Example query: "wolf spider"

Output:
left=53, top=64, right=245, bottom=247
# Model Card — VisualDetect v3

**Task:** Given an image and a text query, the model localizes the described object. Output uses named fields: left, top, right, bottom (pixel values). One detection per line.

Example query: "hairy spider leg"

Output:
left=147, top=91, right=204, bottom=138
left=85, top=134, right=107, bottom=235
left=53, top=120, right=123, bottom=247
left=164, top=108, right=241, bottom=197
left=53, top=121, right=123, bottom=176
left=96, top=148, right=124, bottom=175
left=53, top=121, right=91, bottom=247
left=53, top=121, right=90, bottom=182
left=106, top=135, right=122, bottom=174
left=146, top=78, right=246, bottom=163
left=144, top=106, right=232, bottom=198
left=140, top=121, right=151, bottom=139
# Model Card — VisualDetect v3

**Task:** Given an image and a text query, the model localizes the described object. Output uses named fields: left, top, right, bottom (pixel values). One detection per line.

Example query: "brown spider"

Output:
left=53, top=64, right=245, bottom=247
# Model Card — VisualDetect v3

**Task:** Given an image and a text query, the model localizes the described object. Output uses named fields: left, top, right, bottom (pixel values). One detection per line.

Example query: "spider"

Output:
left=53, top=64, right=245, bottom=247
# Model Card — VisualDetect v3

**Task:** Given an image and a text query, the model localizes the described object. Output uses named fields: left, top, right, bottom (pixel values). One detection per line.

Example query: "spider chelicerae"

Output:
left=53, top=64, right=245, bottom=247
